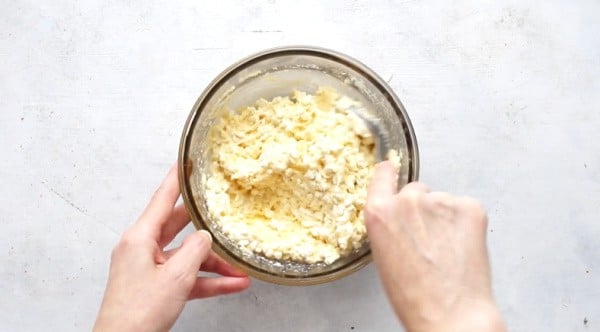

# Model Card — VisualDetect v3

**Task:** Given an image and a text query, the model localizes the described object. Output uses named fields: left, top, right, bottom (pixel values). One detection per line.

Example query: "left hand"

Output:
left=94, top=164, right=251, bottom=332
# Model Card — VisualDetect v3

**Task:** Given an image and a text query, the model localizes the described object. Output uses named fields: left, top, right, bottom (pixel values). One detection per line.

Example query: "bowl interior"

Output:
left=180, top=48, right=418, bottom=285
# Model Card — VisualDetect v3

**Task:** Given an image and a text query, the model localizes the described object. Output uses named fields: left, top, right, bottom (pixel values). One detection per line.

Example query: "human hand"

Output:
left=94, top=164, right=251, bottom=332
left=365, top=162, right=505, bottom=332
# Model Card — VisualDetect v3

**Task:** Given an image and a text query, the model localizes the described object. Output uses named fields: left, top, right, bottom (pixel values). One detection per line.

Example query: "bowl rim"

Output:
left=178, top=45, right=420, bottom=286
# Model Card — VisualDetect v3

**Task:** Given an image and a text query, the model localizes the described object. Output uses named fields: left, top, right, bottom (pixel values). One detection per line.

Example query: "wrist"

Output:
left=402, top=300, right=506, bottom=332
left=93, top=305, right=166, bottom=332
left=437, top=305, right=505, bottom=332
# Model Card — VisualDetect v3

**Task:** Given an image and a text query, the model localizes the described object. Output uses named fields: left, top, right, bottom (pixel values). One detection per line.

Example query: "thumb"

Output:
left=165, top=230, right=212, bottom=279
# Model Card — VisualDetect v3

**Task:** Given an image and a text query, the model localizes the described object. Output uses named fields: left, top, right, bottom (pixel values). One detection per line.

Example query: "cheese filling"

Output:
left=205, top=87, right=400, bottom=264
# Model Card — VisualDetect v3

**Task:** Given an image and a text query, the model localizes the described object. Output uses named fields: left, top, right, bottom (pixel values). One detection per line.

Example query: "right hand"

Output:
left=365, top=162, right=506, bottom=332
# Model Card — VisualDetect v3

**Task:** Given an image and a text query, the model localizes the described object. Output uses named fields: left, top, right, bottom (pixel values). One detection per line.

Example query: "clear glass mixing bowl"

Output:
left=178, top=46, right=419, bottom=285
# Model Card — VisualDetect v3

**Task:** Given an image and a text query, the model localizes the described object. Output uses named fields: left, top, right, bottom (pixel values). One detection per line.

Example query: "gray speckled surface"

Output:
left=1, top=1, right=599, bottom=331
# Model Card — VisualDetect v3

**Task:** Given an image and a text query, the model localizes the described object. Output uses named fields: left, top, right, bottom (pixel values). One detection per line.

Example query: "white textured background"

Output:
left=1, top=0, right=599, bottom=331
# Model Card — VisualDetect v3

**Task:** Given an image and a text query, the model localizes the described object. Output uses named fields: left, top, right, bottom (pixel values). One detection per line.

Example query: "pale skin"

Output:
left=365, top=161, right=506, bottom=332
left=94, top=162, right=505, bottom=331
left=93, top=165, right=251, bottom=332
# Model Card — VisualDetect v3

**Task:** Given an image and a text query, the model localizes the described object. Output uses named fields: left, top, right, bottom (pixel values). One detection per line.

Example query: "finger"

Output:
left=113, top=227, right=157, bottom=266
left=452, top=196, right=492, bottom=291
left=418, top=192, right=458, bottom=243
left=200, top=252, right=248, bottom=277
left=162, top=249, right=247, bottom=277
left=454, top=196, right=489, bottom=238
left=385, top=181, right=430, bottom=243
left=368, top=161, right=399, bottom=198
left=188, top=276, right=251, bottom=299
left=165, top=230, right=212, bottom=277
left=137, top=163, right=180, bottom=236
left=158, top=204, right=191, bottom=248
left=399, top=181, right=430, bottom=195
left=365, top=162, right=402, bottom=230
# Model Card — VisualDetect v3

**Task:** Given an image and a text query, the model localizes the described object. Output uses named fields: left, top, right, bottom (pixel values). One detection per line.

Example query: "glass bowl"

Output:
left=178, top=46, right=419, bottom=286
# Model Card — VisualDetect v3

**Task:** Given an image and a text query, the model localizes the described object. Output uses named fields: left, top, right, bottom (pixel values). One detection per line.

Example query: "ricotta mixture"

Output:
left=205, top=87, right=400, bottom=264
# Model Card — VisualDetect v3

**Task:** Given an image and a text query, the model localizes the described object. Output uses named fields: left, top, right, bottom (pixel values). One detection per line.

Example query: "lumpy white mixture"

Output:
left=204, top=87, right=400, bottom=264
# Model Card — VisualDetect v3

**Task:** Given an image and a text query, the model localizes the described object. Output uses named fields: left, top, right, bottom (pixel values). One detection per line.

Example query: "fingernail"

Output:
left=199, top=230, right=212, bottom=243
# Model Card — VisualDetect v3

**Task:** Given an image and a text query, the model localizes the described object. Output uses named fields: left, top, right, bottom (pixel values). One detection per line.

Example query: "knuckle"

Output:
left=112, top=229, right=134, bottom=255
left=398, top=189, right=421, bottom=207
left=167, top=265, right=195, bottom=286
left=365, top=196, right=387, bottom=211
left=183, top=275, right=197, bottom=288
left=427, top=191, right=453, bottom=203
left=364, top=197, right=393, bottom=228
left=465, top=197, right=486, bottom=214
left=112, top=228, right=145, bottom=259
left=402, top=181, right=429, bottom=194
left=365, top=196, right=393, bottom=219
left=457, top=197, right=488, bottom=224
left=186, top=232, right=211, bottom=253
left=120, top=229, right=139, bottom=246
